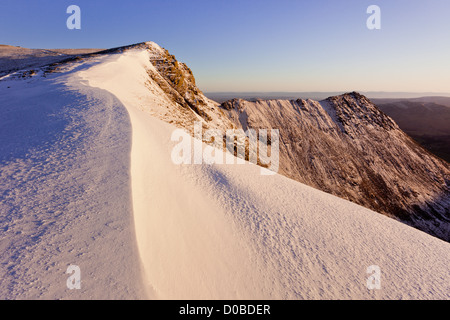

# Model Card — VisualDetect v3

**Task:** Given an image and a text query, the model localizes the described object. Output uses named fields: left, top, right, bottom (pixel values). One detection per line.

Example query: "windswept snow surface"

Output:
left=1, top=48, right=449, bottom=299
left=0, top=55, right=145, bottom=299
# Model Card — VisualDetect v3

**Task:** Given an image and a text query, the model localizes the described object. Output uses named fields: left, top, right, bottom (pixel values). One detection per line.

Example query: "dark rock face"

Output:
left=219, top=93, right=450, bottom=241
left=146, top=45, right=212, bottom=121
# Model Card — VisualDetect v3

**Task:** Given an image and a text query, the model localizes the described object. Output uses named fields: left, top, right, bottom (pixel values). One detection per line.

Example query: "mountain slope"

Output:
left=219, top=95, right=450, bottom=241
left=0, top=42, right=449, bottom=299
left=0, top=44, right=103, bottom=77
left=0, top=55, right=145, bottom=299
left=85, top=42, right=450, bottom=241
left=79, top=48, right=450, bottom=299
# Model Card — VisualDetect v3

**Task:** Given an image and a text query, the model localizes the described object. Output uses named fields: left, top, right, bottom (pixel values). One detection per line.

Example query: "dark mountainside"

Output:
left=374, top=99, right=450, bottom=163
left=219, top=94, right=450, bottom=241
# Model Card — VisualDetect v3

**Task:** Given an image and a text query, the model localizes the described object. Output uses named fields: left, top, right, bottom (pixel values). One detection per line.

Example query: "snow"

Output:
left=0, top=45, right=102, bottom=77
left=319, top=99, right=343, bottom=131
left=0, top=54, right=145, bottom=299
left=0, top=48, right=449, bottom=299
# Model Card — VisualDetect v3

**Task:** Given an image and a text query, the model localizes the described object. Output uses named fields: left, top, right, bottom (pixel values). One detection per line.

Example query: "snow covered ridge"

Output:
left=96, top=43, right=448, bottom=244
left=74, top=49, right=449, bottom=299
left=0, top=44, right=103, bottom=78
left=0, top=42, right=449, bottom=299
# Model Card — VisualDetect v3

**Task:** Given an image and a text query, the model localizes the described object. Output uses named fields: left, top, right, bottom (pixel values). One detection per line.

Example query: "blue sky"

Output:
left=1, top=0, right=449, bottom=93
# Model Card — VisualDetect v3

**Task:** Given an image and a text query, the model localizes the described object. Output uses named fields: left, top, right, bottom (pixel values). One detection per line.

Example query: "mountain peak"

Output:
left=325, top=91, right=398, bottom=132
left=342, top=91, right=366, bottom=99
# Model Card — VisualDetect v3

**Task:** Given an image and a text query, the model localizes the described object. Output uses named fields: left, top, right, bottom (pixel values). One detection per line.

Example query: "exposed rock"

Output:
left=219, top=93, right=450, bottom=241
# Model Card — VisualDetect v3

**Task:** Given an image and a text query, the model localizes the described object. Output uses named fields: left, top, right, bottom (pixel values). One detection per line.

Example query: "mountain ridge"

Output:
left=1, top=41, right=449, bottom=241
left=1, top=43, right=450, bottom=299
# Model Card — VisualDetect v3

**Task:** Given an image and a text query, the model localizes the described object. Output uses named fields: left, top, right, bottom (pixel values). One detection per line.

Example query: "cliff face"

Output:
left=219, top=93, right=450, bottom=241
left=134, top=42, right=234, bottom=134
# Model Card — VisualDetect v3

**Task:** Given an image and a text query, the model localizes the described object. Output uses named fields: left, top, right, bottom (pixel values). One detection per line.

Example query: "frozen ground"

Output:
left=0, top=45, right=102, bottom=77
left=0, top=48, right=449, bottom=299
left=0, top=57, right=144, bottom=299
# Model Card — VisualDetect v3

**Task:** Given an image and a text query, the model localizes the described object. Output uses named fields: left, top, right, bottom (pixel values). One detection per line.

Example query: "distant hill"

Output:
left=0, top=45, right=103, bottom=77
left=374, top=98, right=450, bottom=163
left=205, top=92, right=450, bottom=104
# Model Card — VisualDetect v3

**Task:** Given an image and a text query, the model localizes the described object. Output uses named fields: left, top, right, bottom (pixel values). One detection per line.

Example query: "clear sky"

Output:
left=1, top=0, right=449, bottom=93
